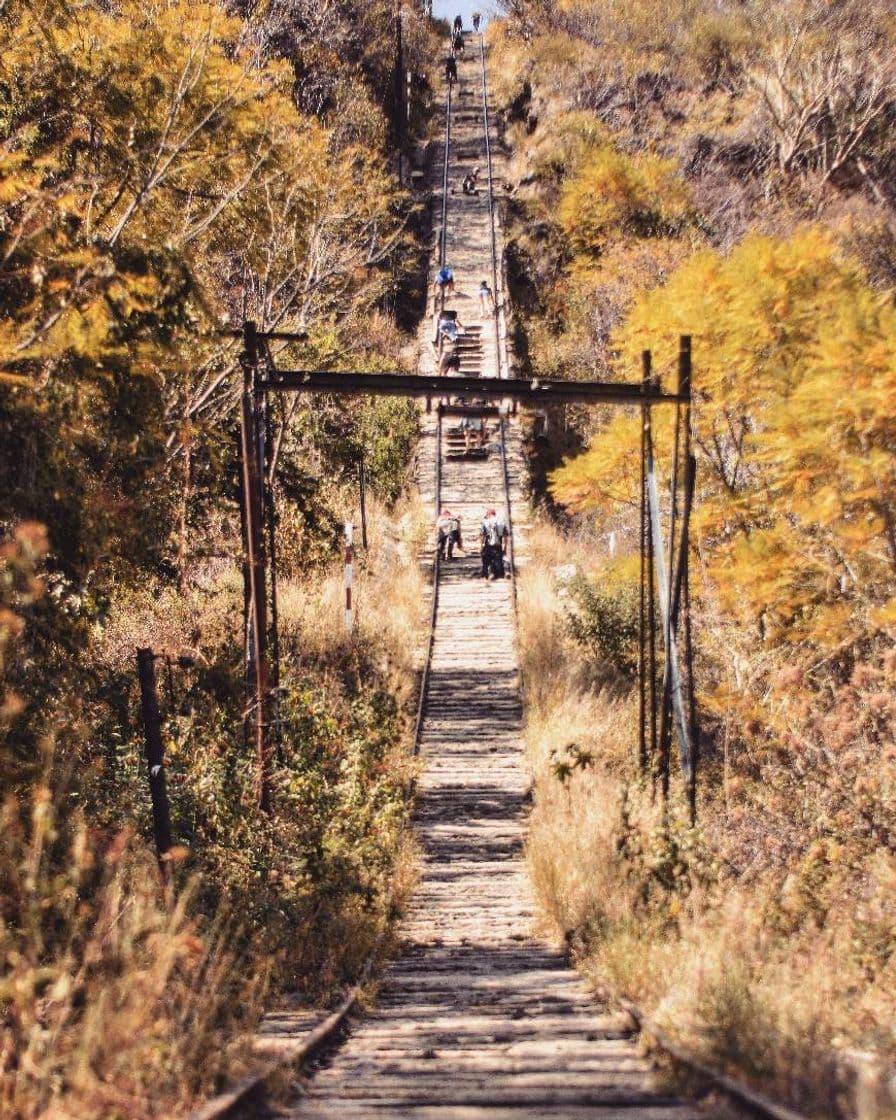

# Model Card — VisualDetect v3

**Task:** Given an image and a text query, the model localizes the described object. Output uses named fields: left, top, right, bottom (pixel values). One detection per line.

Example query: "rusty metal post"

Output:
left=638, top=351, right=650, bottom=774
left=263, top=395, right=282, bottom=761
left=657, top=339, right=686, bottom=801
left=645, top=363, right=660, bottom=789
left=239, top=321, right=272, bottom=813
left=676, top=336, right=700, bottom=822
left=136, top=648, right=173, bottom=878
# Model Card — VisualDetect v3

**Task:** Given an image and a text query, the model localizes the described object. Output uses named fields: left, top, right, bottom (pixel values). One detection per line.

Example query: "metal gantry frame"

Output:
left=236, top=321, right=699, bottom=817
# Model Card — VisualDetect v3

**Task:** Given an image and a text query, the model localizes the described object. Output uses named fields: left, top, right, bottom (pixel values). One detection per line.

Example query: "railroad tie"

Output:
left=281, top=38, right=704, bottom=1120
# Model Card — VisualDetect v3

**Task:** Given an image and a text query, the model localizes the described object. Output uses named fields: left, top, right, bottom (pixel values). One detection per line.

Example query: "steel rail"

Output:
left=412, top=408, right=441, bottom=758
left=478, top=31, right=502, bottom=383
left=439, top=73, right=452, bottom=271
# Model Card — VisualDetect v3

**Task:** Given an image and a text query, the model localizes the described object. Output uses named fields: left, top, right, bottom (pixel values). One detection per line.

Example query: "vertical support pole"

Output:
left=677, top=335, right=700, bottom=823
left=344, top=522, right=354, bottom=632
left=239, top=321, right=272, bottom=813
left=658, top=341, right=685, bottom=801
left=136, top=648, right=173, bottom=880
left=236, top=426, right=252, bottom=749
left=263, top=394, right=282, bottom=761
left=638, top=351, right=650, bottom=774
left=636, top=349, right=649, bottom=779
left=645, top=364, right=660, bottom=792
left=395, top=3, right=404, bottom=183
left=359, top=453, right=369, bottom=551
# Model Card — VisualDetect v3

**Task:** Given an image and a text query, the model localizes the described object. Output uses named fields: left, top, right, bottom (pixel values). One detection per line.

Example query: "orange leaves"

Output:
left=553, top=225, right=896, bottom=676
left=557, top=144, right=691, bottom=255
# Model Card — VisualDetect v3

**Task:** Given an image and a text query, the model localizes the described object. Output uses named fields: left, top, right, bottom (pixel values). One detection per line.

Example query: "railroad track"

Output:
left=273, top=33, right=701, bottom=1120
left=190, top=30, right=807, bottom=1120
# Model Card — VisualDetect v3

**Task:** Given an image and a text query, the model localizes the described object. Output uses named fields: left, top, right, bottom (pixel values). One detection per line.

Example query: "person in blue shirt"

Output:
left=433, top=265, right=455, bottom=310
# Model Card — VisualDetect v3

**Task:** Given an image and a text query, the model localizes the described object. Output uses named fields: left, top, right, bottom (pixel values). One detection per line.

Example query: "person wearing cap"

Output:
left=479, top=507, right=508, bottom=579
left=437, top=509, right=463, bottom=560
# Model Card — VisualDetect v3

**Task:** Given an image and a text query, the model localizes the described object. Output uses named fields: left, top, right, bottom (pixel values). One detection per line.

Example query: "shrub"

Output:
left=557, top=146, right=691, bottom=254
left=565, top=570, right=639, bottom=678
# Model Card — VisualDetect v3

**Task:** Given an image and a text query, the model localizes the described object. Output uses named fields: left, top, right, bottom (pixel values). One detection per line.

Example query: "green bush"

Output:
left=565, top=571, right=639, bottom=677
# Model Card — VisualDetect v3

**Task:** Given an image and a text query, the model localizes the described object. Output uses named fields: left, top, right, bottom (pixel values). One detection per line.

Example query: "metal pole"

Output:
left=683, top=458, right=699, bottom=825
left=136, top=648, right=173, bottom=878
left=395, top=3, right=404, bottom=182
left=638, top=351, right=650, bottom=773
left=264, top=395, right=282, bottom=761
left=240, top=321, right=272, bottom=813
left=658, top=343, right=684, bottom=800
left=646, top=366, right=659, bottom=789
left=236, top=426, right=252, bottom=749
left=676, top=336, right=699, bottom=822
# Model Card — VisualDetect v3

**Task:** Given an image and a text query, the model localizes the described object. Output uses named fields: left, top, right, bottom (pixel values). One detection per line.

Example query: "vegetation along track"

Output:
left=194, top=31, right=806, bottom=1120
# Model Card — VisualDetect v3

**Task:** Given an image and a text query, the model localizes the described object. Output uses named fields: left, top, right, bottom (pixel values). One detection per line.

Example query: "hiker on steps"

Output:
left=435, top=311, right=465, bottom=345
left=433, top=265, right=455, bottom=308
left=461, top=166, right=481, bottom=196
left=459, top=413, right=486, bottom=452
left=453, top=15, right=463, bottom=34
left=478, top=279, right=494, bottom=318
left=472, top=12, right=481, bottom=32
left=445, top=55, right=457, bottom=84
left=438, top=347, right=461, bottom=376
left=479, top=507, right=508, bottom=580
left=437, top=509, right=463, bottom=560
left=452, top=30, right=464, bottom=56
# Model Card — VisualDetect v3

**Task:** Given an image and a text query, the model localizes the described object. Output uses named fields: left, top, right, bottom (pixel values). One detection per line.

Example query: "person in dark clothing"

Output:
left=452, top=30, right=464, bottom=55
left=438, top=348, right=461, bottom=376
left=453, top=14, right=463, bottom=33
left=437, top=509, right=463, bottom=560
left=479, top=508, right=508, bottom=579
left=445, top=55, right=457, bottom=83
left=472, top=12, right=481, bottom=31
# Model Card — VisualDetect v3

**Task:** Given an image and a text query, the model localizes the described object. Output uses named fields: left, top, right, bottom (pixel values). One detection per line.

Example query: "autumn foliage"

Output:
left=494, top=0, right=896, bottom=1112
left=1, top=0, right=439, bottom=1114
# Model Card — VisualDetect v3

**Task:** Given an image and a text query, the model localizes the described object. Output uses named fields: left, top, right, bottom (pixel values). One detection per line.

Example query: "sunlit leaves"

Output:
left=554, top=227, right=896, bottom=662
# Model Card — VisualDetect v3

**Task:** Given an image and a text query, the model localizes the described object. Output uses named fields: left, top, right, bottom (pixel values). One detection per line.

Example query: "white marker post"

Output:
left=344, top=521, right=354, bottom=633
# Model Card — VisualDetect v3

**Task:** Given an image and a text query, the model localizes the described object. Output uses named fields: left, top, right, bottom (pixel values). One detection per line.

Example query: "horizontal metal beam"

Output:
left=258, top=370, right=686, bottom=406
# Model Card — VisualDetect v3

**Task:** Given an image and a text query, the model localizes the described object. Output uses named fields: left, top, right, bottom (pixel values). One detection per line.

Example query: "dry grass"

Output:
left=277, top=491, right=428, bottom=699
left=0, top=770, right=264, bottom=1120
left=1, top=491, right=430, bottom=1120
left=518, top=519, right=896, bottom=1120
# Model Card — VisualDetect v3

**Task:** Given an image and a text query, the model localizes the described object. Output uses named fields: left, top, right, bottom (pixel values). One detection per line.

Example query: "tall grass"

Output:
left=0, top=767, right=265, bottom=1119
left=518, top=521, right=896, bottom=1120
left=0, top=493, right=428, bottom=1118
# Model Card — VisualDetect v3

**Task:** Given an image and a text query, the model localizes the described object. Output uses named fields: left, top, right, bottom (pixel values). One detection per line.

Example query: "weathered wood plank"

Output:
left=276, top=44, right=700, bottom=1120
